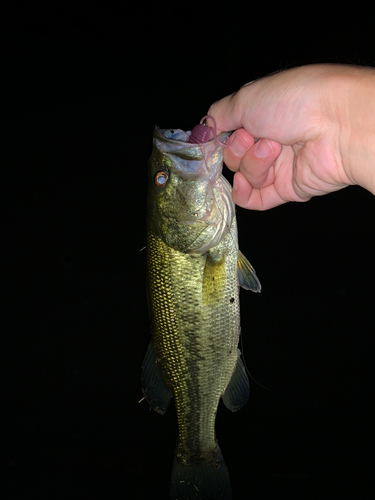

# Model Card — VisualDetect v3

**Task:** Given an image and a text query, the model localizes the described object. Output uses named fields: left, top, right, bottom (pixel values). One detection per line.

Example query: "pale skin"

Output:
left=208, top=64, right=375, bottom=210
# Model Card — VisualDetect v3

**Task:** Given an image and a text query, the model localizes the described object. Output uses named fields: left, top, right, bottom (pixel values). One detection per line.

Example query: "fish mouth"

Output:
left=153, top=127, right=231, bottom=178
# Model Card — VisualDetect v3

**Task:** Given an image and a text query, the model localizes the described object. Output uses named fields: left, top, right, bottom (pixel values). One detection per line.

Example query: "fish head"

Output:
left=147, top=127, right=235, bottom=255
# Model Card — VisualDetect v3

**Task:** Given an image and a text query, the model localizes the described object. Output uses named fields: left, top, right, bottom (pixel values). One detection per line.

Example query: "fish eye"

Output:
left=154, top=171, right=168, bottom=188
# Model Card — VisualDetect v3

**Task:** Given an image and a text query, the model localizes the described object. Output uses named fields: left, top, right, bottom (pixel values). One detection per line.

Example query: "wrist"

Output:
left=336, top=66, right=375, bottom=194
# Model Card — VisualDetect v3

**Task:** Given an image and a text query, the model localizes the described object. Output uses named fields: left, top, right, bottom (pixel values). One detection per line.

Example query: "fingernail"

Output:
left=254, top=138, right=273, bottom=158
left=230, top=134, right=250, bottom=157
left=233, top=175, right=238, bottom=191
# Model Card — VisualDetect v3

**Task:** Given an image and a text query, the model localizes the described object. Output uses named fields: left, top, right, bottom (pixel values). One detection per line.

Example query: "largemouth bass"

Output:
left=142, top=119, right=261, bottom=499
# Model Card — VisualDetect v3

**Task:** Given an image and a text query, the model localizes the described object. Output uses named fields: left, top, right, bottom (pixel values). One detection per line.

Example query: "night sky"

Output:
left=4, top=4, right=375, bottom=499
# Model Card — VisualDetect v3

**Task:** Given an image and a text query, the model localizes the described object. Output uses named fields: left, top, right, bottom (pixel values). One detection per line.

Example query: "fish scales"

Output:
left=142, top=122, right=261, bottom=499
left=147, top=224, right=240, bottom=458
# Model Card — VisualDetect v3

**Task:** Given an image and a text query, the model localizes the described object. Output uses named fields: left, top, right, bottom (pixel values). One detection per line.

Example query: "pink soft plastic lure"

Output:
left=187, top=115, right=229, bottom=147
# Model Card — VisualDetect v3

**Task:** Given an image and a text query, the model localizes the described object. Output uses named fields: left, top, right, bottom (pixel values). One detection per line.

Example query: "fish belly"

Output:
left=147, top=226, right=240, bottom=462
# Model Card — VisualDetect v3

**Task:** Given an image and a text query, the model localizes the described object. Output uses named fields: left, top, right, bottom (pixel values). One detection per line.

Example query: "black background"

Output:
left=4, top=4, right=375, bottom=499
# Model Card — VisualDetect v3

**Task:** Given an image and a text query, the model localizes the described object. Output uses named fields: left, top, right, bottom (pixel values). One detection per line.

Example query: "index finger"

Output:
left=208, top=79, right=264, bottom=136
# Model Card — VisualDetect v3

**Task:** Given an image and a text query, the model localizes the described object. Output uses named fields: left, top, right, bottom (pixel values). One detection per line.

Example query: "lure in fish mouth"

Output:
left=142, top=116, right=261, bottom=500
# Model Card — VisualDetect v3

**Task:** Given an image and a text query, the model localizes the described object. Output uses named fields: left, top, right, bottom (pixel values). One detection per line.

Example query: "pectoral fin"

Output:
left=202, top=253, right=226, bottom=305
left=141, top=340, right=172, bottom=414
left=237, top=250, right=261, bottom=292
left=222, top=350, right=250, bottom=412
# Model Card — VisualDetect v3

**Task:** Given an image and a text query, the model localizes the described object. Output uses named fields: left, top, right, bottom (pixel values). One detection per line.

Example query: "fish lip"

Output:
left=153, top=127, right=231, bottom=147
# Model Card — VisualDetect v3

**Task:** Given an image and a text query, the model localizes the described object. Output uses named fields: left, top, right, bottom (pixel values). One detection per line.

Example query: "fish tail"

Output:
left=170, top=443, right=232, bottom=499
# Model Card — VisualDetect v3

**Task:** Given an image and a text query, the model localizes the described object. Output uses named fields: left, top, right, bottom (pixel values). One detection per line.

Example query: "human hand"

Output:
left=208, top=64, right=375, bottom=210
